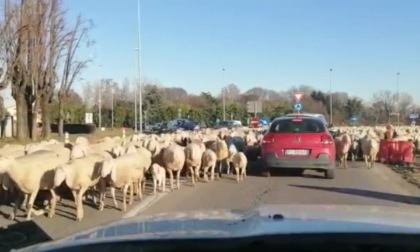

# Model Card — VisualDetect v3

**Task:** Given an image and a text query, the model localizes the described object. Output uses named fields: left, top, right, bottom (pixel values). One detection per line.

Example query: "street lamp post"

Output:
left=397, top=72, right=400, bottom=126
left=137, top=0, right=143, bottom=133
left=134, top=48, right=138, bottom=132
left=222, top=68, right=226, bottom=121
left=329, top=68, right=333, bottom=125
left=98, top=64, right=102, bottom=129
left=111, top=84, right=114, bottom=128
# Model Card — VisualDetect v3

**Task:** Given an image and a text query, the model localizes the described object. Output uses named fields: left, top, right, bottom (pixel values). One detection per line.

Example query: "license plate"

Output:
left=285, top=149, right=309, bottom=156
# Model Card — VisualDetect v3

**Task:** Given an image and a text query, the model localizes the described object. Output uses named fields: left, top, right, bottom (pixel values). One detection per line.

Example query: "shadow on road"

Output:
left=247, top=160, right=320, bottom=177
left=289, top=184, right=420, bottom=205
left=0, top=221, right=51, bottom=251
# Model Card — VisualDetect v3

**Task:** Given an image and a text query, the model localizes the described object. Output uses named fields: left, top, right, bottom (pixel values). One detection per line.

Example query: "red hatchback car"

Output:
left=260, top=116, right=336, bottom=179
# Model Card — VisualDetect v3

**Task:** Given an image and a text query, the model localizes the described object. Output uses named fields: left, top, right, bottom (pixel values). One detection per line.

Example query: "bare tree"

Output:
left=120, top=77, right=131, bottom=101
left=57, top=14, right=92, bottom=136
left=397, top=92, right=413, bottom=118
left=223, top=83, right=241, bottom=102
left=0, top=0, right=29, bottom=141
left=371, top=90, right=397, bottom=124
left=162, top=87, right=187, bottom=104
left=40, top=0, right=67, bottom=139
left=81, top=81, right=93, bottom=107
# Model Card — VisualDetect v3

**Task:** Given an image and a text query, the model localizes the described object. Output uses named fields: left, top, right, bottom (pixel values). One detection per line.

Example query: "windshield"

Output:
left=2, top=1, right=420, bottom=251
left=270, top=118, right=325, bottom=133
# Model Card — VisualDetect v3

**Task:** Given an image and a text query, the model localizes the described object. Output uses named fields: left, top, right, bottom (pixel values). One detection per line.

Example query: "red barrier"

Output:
left=379, top=140, right=414, bottom=165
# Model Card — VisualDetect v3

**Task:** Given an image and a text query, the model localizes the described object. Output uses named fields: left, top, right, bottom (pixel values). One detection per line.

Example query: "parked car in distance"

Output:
left=260, top=116, right=336, bottom=179
left=214, top=120, right=242, bottom=130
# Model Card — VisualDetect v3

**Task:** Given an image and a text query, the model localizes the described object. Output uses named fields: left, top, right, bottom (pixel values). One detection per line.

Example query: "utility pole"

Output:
left=137, top=0, right=143, bottom=132
left=133, top=48, right=138, bottom=132
left=397, top=72, right=400, bottom=126
left=329, top=68, right=333, bottom=125
left=111, top=84, right=114, bottom=128
left=222, top=68, right=226, bottom=121
left=98, top=65, right=102, bottom=129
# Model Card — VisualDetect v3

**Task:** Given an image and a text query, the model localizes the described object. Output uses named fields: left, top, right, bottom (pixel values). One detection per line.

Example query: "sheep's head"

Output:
left=111, top=146, right=122, bottom=158
left=101, top=157, right=117, bottom=181
left=69, top=145, right=87, bottom=161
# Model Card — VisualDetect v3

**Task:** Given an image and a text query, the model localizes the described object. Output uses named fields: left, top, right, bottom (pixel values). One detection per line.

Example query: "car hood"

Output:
left=19, top=204, right=420, bottom=251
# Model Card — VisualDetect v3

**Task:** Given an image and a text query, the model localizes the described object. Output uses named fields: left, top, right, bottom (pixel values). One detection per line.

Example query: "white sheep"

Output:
left=54, top=154, right=107, bottom=221
left=0, top=150, right=67, bottom=220
left=100, top=152, right=149, bottom=212
left=360, top=135, right=379, bottom=169
left=208, top=139, right=229, bottom=177
left=184, top=143, right=204, bottom=186
left=201, top=149, right=217, bottom=181
left=158, top=144, right=186, bottom=191
left=150, top=163, right=166, bottom=194
left=226, top=143, right=238, bottom=175
left=335, top=133, right=351, bottom=169
left=231, top=152, right=247, bottom=182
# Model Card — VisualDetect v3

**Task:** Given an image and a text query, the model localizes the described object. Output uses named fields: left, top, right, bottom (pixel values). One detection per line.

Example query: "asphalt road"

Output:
left=1, top=160, right=420, bottom=251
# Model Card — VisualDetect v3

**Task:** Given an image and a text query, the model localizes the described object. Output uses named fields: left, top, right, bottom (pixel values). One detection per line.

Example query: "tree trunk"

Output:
left=27, top=98, right=33, bottom=140
left=41, top=94, right=51, bottom=138
left=58, top=100, right=64, bottom=137
left=31, top=99, right=39, bottom=141
left=16, top=91, right=28, bottom=141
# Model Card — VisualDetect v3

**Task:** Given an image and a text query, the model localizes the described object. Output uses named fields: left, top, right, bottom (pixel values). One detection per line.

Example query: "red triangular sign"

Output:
left=294, top=92, right=304, bottom=103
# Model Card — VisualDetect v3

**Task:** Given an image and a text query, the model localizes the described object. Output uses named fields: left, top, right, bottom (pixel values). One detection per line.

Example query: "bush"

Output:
left=50, top=123, right=96, bottom=134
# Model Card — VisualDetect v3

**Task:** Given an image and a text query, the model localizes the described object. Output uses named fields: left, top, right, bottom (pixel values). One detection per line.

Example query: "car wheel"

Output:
left=324, top=169, right=335, bottom=179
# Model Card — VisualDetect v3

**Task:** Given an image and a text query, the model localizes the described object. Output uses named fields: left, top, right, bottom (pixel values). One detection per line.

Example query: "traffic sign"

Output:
left=294, top=103, right=303, bottom=111
left=250, top=118, right=260, bottom=128
left=260, top=118, right=269, bottom=126
left=350, top=116, right=358, bottom=126
left=293, top=92, right=304, bottom=103
left=410, top=114, right=419, bottom=119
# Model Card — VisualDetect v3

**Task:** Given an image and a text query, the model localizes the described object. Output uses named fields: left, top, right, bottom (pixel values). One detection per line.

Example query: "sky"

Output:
left=64, top=0, right=420, bottom=103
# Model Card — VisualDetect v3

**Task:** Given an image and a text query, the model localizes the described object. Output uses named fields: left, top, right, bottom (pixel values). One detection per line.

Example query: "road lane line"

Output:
left=123, top=192, right=168, bottom=218
left=122, top=178, right=191, bottom=218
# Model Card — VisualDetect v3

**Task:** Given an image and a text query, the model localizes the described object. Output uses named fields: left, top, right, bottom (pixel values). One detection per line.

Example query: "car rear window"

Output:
left=269, top=118, right=325, bottom=133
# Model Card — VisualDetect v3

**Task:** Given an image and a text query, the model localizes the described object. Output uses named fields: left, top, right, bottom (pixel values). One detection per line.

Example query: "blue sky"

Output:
left=66, top=0, right=420, bottom=102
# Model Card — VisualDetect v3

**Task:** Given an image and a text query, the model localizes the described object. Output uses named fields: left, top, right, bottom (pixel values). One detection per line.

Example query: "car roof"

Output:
left=285, top=113, right=324, bottom=117
left=272, top=116, right=324, bottom=122
left=283, top=113, right=328, bottom=124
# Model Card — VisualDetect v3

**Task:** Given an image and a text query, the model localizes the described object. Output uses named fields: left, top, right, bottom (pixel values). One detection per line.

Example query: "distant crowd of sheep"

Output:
left=0, top=127, right=263, bottom=222
left=333, top=125, right=420, bottom=169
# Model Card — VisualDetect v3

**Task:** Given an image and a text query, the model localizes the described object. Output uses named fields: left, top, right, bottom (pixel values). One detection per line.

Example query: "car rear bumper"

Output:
left=262, top=153, right=335, bottom=170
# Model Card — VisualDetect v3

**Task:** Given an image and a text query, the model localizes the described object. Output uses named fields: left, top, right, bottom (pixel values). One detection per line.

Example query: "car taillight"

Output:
left=262, top=134, right=275, bottom=144
left=321, top=135, right=334, bottom=145
left=292, top=118, right=302, bottom=123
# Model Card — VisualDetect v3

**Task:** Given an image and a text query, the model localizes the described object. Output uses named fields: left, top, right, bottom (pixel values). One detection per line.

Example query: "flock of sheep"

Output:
left=0, top=124, right=419, bottom=223
left=333, top=125, right=420, bottom=169
left=0, top=127, right=262, bottom=222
